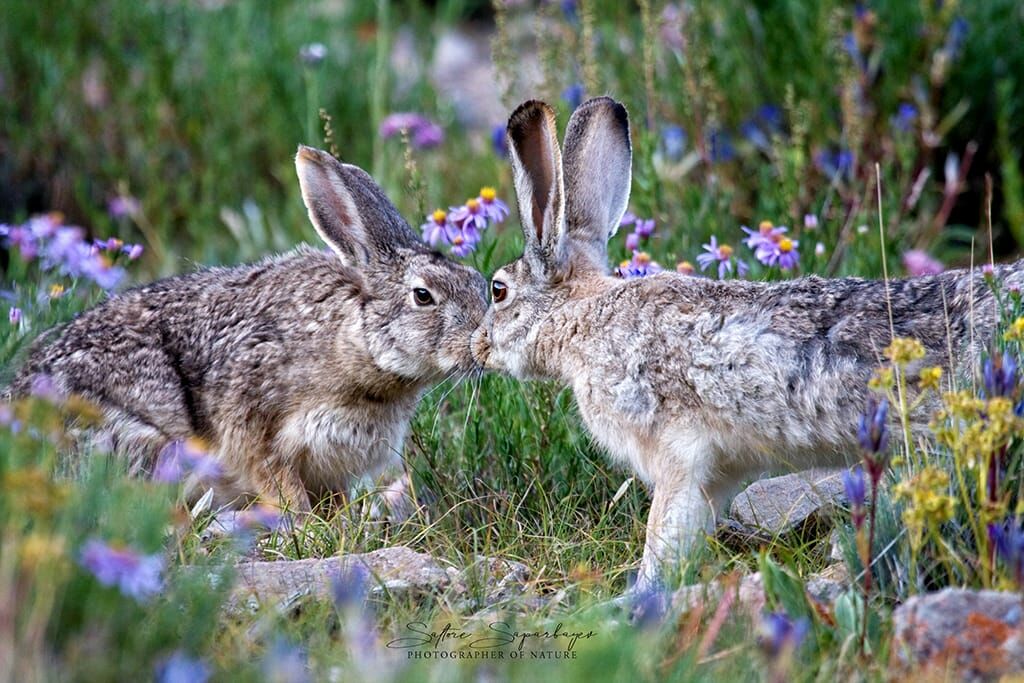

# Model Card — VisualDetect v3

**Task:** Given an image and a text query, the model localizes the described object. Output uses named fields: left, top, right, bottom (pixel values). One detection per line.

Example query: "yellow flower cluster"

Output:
left=894, top=467, right=955, bottom=545
left=918, top=366, right=943, bottom=391
left=1004, top=316, right=1024, bottom=343
left=868, top=366, right=894, bottom=391
left=885, top=337, right=926, bottom=365
left=932, top=392, right=1022, bottom=470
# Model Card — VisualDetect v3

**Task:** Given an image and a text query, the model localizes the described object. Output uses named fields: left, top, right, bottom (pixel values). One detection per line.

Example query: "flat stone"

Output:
left=730, top=468, right=847, bottom=536
left=228, top=547, right=530, bottom=614
left=891, top=588, right=1024, bottom=680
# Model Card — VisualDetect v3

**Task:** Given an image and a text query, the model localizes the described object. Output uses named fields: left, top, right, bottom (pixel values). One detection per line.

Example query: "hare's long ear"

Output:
left=561, top=97, right=632, bottom=273
left=295, top=145, right=421, bottom=267
left=506, top=100, right=566, bottom=277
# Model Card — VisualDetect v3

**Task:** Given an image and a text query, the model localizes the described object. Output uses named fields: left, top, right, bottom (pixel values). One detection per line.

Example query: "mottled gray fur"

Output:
left=473, top=97, right=1023, bottom=593
left=11, top=146, right=487, bottom=511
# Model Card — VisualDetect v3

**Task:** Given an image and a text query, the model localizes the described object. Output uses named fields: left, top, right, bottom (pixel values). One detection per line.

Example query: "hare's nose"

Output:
left=471, top=327, right=491, bottom=367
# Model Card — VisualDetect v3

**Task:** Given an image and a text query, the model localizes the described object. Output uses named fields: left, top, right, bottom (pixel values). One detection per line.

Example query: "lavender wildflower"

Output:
left=298, top=43, right=328, bottom=67
left=107, top=196, right=141, bottom=219
left=858, top=396, right=890, bottom=485
left=8, top=307, right=22, bottom=325
left=630, top=587, right=668, bottom=629
left=625, top=232, right=640, bottom=252
left=156, top=651, right=211, bottom=683
left=615, top=252, right=663, bottom=279
left=659, top=3, right=685, bottom=52
left=634, top=218, right=655, bottom=238
left=676, top=261, right=696, bottom=276
left=331, top=563, right=370, bottom=609
left=263, top=640, right=311, bottom=683
left=421, top=209, right=456, bottom=247
left=411, top=121, right=444, bottom=149
left=902, top=250, right=943, bottom=276
left=449, top=199, right=488, bottom=242
left=79, top=539, right=163, bottom=602
left=815, top=242, right=826, bottom=257
left=619, top=212, right=637, bottom=228
left=803, top=214, right=819, bottom=230
left=743, top=221, right=798, bottom=269
left=154, top=440, right=222, bottom=483
left=697, top=236, right=747, bottom=279
left=379, top=113, right=444, bottom=149
left=476, top=187, right=509, bottom=223
left=125, top=243, right=145, bottom=260
left=29, top=374, right=63, bottom=402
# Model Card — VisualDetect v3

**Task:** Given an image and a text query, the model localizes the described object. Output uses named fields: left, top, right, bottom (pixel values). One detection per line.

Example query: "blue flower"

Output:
left=156, top=651, right=211, bottom=683
left=843, top=467, right=867, bottom=529
left=562, top=83, right=584, bottom=110
left=857, top=396, right=889, bottom=455
left=893, top=103, right=917, bottom=132
left=707, top=129, right=734, bottom=162
left=983, top=351, right=1019, bottom=399
left=759, top=611, right=810, bottom=658
left=491, top=123, right=508, bottom=157
left=659, top=125, right=687, bottom=163
left=988, top=517, right=1024, bottom=586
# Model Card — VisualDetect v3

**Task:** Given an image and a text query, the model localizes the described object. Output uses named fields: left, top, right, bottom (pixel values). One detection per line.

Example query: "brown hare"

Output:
left=12, top=146, right=488, bottom=513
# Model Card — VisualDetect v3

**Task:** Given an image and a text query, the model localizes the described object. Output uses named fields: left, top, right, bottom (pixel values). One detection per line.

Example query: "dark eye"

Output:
left=491, top=280, right=508, bottom=303
left=412, top=287, right=434, bottom=306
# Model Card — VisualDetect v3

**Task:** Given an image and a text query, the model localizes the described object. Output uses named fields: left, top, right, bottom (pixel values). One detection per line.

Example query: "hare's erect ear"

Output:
left=506, top=100, right=566, bottom=276
left=295, top=145, right=420, bottom=267
left=562, top=97, right=632, bottom=272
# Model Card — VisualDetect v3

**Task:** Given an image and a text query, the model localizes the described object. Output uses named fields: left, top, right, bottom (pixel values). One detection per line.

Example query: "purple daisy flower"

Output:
left=634, top=218, right=655, bottom=238
left=696, top=236, right=747, bottom=279
left=615, top=251, right=663, bottom=279
left=379, top=112, right=443, bottom=149
left=9, top=307, right=22, bottom=325
left=625, top=232, right=640, bottom=252
left=420, top=209, right=457, bottom=247
left=79, top=539, right=163, bottom=602
left=449, top=233, right=475, bottom=258
left=449, top=199, right=488, bottom=241
left=619, top=212, right=637, bottom=228
left=476, top=187, right=509, bottom=223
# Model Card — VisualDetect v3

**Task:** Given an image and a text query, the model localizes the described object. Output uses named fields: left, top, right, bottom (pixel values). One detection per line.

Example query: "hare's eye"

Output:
left=491, top=280, right=508, bottom=303
left=412, top=287, right=434, bottom=306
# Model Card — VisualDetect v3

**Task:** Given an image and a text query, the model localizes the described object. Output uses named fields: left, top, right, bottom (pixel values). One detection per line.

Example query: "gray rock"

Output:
left=730, top=468, right=847, bottom=536
left=891, top=588, right=1024, bottom=681
left=806, top=563, right=850, bottom=605
left=228, top=546, right=530, bottom=614
left=672, top=572, right=766, bottom=617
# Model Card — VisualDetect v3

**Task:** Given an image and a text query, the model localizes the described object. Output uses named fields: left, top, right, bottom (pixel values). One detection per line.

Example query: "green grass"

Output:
left=3, top=0, right=1024, bottom=680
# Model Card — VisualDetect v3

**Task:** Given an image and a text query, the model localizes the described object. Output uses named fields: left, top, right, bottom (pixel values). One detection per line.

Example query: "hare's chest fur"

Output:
left=276, top=401, right=413, bottom=491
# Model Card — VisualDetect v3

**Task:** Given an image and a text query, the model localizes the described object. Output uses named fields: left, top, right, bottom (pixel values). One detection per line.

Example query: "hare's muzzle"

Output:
left=471, top=326, right=492, bottom=368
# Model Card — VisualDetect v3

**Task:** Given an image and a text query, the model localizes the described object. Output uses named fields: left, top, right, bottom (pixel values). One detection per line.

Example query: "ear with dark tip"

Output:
left=295, top=145, right=421, bottom=267
left=506, top=100, right=566, bottom=275
left=561, top=97, right=632, bottom=273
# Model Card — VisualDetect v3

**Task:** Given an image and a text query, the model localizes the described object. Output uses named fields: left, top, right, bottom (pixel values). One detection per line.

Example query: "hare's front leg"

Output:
left=634, top=437, right=716, bottom=594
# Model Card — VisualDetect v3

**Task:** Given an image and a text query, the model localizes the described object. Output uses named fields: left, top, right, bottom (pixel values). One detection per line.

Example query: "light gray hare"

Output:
left=12, top=145, right=487, bottom=512
left=472, top=96, right=1023, bottom=594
